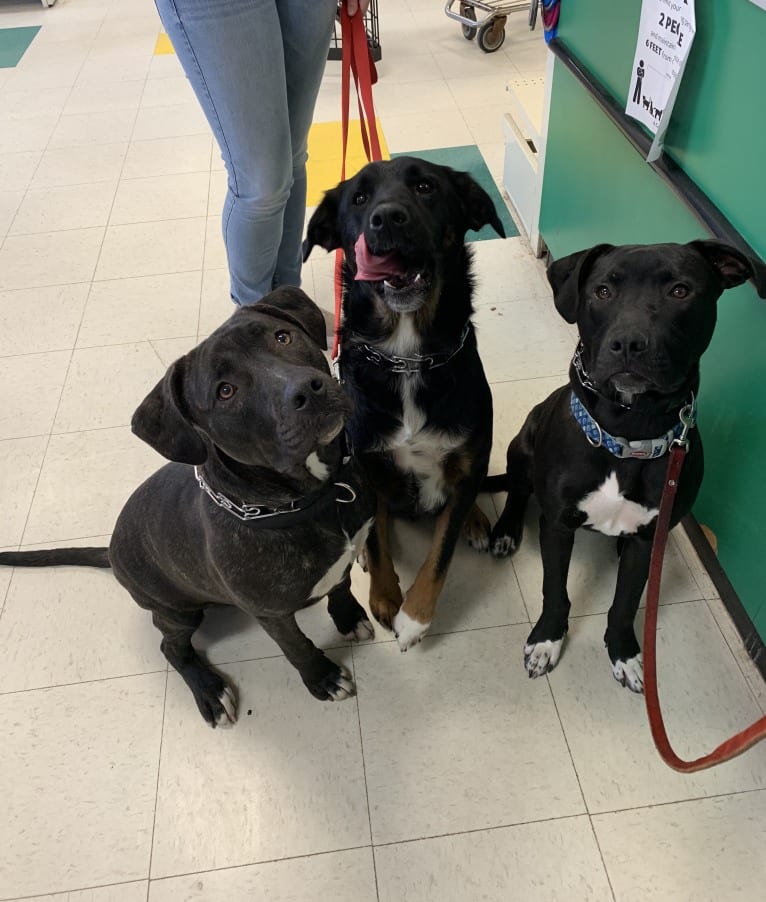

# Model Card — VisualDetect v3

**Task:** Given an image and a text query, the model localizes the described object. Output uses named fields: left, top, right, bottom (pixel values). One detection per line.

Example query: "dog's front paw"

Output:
left=491, top=530, right=518, bottom=558
left=369, top=589, right=403, bottom=631
left=524, top=638, right=564, bottom=679
left=328, top=593, right=375, bottom=642
left=611, top=654, right=644, bottom=693
left=188, top=668, right=238, bottom=728
left=342, top=618, right=375, bottom=642
left=463, top=505, right=491, bottom=553
left=392, top=608, right=430, bottom=652
left=303, top=660, right=356, bottom=701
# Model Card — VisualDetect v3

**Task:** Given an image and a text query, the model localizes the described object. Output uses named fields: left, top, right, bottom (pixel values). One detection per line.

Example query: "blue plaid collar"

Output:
left=569, top=391, right=696, bottom=460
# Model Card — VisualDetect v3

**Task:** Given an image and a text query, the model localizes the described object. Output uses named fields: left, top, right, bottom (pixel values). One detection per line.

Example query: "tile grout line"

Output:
left=0, top=8, right=111, bottom=257
left=68, top=24, right=160, bottom=344
left=587, top=784, right=766, bottom=819
left=0, top=618, right=547, bottom=698
left=32, top=29, right=161, bottom=469
left=0, top=878, right=146, bottom=902
left=6, top=210, right=210, bottom=240
left=370, top=810, right=603, bottom=852
left=146, top=667, right=170, bottom=900
left=0, top=667, right=169, bottom=699
left=0, top=331, right=198, bottom=360
left=366, top=785, right=766, bottom=853
left=543, top=674, right=618, bottom=901
left=0, top=263, right=210, bottom=297
left=4, top=7, right=117, bottom=553
left=507, top=549, right=534, bottom=623
left=195, top=126, right=216, bottom=339
left=143, top=842, right=375, bottom=891
left=350, top=642, right=381, bottom=902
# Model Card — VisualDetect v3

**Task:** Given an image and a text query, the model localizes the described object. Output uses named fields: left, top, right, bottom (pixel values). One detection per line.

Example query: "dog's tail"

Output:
left=0, top=547, right=111, bottom=568
left=482, top=474, right=509, bottom=493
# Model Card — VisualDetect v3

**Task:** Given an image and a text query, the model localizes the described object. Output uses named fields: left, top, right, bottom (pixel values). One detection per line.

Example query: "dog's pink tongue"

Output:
left=353, top=234, right=405, bottom=281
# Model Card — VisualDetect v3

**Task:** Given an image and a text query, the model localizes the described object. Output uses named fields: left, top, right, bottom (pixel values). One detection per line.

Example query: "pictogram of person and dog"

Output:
left=633, top=59, right=663, bottom=122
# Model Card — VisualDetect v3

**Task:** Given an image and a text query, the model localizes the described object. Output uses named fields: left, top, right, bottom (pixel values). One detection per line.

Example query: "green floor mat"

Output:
left=0, top=26, right=41, bottom=69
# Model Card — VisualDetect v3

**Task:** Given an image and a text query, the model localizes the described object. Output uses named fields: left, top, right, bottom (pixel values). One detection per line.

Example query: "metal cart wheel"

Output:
left=477, top=15, right=507, bottom=52
left=460, top=3, right=477, bottom=40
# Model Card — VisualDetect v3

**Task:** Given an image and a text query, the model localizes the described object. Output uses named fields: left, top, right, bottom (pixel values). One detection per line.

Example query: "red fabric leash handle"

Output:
left=333, top=7, right=382, bottom=361
left=643, top=444, right=766, bottom=772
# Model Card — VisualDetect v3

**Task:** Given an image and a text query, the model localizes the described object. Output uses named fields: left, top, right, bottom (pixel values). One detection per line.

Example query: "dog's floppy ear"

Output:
left=248, top=286, right=328, bottom=350
left=451, top=170, right=506, bottom=238
left=687, top=239, right=766, bottom=298
left=547, top=244, right=614, bottom=323
left=302, top=185, right=343, bottom=260
left=131, top=356, right=208, bottom=465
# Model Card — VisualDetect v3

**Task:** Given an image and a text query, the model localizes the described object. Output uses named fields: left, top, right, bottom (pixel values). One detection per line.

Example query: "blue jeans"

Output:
left=154, top=0, right=337, bottom=304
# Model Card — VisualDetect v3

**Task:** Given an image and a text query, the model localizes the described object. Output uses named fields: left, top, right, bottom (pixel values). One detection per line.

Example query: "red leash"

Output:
left=644, top=437, right=766, bottom=771
left=333, top=6, right=382, bottom=361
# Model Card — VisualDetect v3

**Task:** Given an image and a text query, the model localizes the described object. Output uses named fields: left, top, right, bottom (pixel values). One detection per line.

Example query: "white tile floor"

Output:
left=1, top=1, right=765, bottom=900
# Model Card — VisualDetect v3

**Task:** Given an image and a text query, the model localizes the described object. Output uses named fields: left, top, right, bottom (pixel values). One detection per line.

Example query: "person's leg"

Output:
left=154, top=0, right=293, bottom=304
left=273, top=0, right=338, bottom=288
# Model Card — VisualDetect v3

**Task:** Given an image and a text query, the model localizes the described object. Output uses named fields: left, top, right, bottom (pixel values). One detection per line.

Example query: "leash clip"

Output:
left=672, top=394, right=697, bottom=450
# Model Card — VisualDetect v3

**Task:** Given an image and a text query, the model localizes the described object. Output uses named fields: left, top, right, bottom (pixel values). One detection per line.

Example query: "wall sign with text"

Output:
left=625, top=0, right=696, bottom=161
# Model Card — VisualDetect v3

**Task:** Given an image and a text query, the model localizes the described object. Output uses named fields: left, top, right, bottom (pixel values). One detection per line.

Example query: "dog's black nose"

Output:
left=609, top=333, right=649, bottom=357
left=369, top=202, right=410, bottom=231
left=291, top=376, right=326, bottom=410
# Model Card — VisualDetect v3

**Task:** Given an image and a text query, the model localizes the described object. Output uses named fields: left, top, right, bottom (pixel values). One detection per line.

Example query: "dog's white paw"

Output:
left=328, top=665, right=356, bottom=701
left=612, top=654, right=644, bottom=693
left=393, top=609, right=430, bottom=652
left=342, top=618, right=375, bottom=642
left=215, top=685, right=238, bottom=728
left=492, top=534, right=516, bottom=558
left=467, top=530, right=490, bottom=553
left=524, top=638, right=564, bottom=679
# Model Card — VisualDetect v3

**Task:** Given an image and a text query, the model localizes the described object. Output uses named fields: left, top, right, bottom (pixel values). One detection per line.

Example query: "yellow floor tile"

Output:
left=307, top=119, right=389, bottom=205
left=154, top=33, right=175, bottom=55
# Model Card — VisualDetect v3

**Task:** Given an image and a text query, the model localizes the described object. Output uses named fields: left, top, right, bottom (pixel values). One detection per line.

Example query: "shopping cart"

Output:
left=329, top=0, right=381, bottom=61
left=444, top=0, right=539, bottom=53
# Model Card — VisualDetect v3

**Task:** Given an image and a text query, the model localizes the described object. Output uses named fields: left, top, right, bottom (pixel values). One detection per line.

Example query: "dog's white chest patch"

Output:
left=378, top=316, right=463, bottom=512
left=389, top=379, right=462, bottom=511
left=305, top=452, right=330, bottom=480
left=578, top=471, right=658, bottom=536
left=309, top=518, right=373, bottom=600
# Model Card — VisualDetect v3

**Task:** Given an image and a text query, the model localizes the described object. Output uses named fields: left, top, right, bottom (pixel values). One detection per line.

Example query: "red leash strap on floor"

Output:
left=332, top=6, right=382, bottom=361
left=643, top=445, right=766, bottom=772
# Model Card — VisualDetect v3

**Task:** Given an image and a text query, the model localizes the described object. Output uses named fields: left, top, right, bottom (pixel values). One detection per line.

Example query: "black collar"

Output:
left=194, top=456, right=359, bottom=529
left=357, top=320, right=471, bottom=375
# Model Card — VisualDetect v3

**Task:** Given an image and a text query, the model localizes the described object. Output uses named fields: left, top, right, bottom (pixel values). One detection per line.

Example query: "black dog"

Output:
left=0, top=288, right=375, bottom=726
left=489, top=240, right=766, bottom=690
left=303, top=156, right=505, bottom=651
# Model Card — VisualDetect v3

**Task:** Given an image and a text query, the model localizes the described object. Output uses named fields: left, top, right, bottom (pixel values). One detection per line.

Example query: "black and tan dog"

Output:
left=304, top=156, right=505, bottom=651
left=0, top=288, right=375, bottom=726
left=489, top=240, right=766, bottom=690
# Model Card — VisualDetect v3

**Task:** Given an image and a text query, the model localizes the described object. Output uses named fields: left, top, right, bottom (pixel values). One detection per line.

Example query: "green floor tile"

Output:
left=391, top=144, right=518, bottom=242
left=0, top=26, right=41, bottom=69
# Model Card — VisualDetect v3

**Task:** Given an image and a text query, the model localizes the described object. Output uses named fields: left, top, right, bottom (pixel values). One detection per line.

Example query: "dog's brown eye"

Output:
left=595, top=285, right=611, bottom=300
left=353, top=192, right=368, bottom=206
left=415, top=180, right=433, bottom=195
left=275, top=330, right=292, bottom=344
left=671, top=284, right=689, bottom=299
left=216, top=382, right=236, bottom=401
